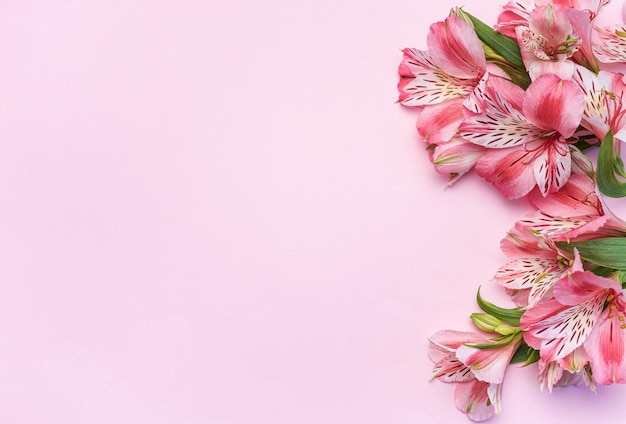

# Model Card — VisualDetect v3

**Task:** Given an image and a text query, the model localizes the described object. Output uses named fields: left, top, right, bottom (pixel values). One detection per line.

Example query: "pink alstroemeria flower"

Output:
left=518, top=173, right=626, bottom=241
left=460, top=73, right=584, bottom=199
left=496, top=225, right=572, bottom=307
left=537, top=346, right=595, bottom=392
left=498, top=0, right=606, bottom=73
left=521, top=252, right=621, bottom=362
left=454, top=380, right=497, bottom=422
left=398, top=15, right=486, bottom=107
left=585, top=293, right=626, bottom=384
left=516, top=4, right=581, bottom=80
left=428, top=330, right=505, bottom=421
left=456, top=333, right=524, bottom=385
left=573, top=66, right=626, bottom=142
left=429, top=330, right=488, bottom=382
left=593, top=2, right=626, bottom=63
left=398, top=15, right=488, bottom=184
left=430, top=135, right=486, bottom=185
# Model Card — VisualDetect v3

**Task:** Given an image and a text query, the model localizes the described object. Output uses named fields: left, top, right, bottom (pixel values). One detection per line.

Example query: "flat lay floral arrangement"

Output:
left=397, top=0, right=626, bottom=421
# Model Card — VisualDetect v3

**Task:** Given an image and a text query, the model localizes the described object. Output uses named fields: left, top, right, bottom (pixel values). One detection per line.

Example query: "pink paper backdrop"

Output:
left=2, top=0, right=626, bottom=422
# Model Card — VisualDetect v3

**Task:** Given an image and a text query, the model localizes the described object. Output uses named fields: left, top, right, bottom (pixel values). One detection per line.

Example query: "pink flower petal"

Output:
left=521, top=296, right=605, bottom=362
left=585, top=306, right=626, bottom=384
left=427, top=16, right=486, bottom=80
left=456, top=336, right=522, bottom=384
left=532, top=136, right=571, bottom=196
left=523, top=74, right=584, bottom=137
left=417, top=99, right=465, bottom=145
left=397, top=48, right=475, bottom=106
left=528, top=173, right=601, bottom=217
left=475, top=146, right=537, bottom=199
left=431, top=136, right=485, bottom=184
left=454, top=380, right=495, bottom=422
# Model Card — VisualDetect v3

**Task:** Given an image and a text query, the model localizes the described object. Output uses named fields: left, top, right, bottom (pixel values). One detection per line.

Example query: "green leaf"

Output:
left=590, top=266, right=615, bottom=278
left=492, top=61, right=532, bottom=90
left=466, top=333, right=515, bottom=350
left=476, top=288, right=523, bottom=325
left=510, top=343, right=539, bottom=365
left=456, top=9, right=530, bottom=88
left=462, top=11, right=525, bottom=68
left=597, top=130, right=626, bottom=197
left=557, top=238, right=626, bottom=269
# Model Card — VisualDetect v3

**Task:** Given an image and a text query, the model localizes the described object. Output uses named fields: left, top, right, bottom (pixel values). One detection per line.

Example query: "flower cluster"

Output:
left=398, top=0, right=626, bottom=421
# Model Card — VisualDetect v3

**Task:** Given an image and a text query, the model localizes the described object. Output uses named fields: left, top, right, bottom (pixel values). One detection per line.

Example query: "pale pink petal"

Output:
left=460, top=78, right=543, bottom=149
left=454, top=380, right=494, bottom=422
left=532, top=136, right=572, bottom=196
left=487, top=383, right=503, bottom=415
left=494, top=257, right=561, bottom=307
left=528, top=60, right=575, bottom=81
left=427, top=16, right=486, bottom=80
left=428, top=330, right=488, bottom=362
left=594, top=26, right=626, bottom=63
left=431, top=356, right=475, bottom=382
left=398, top=48, right=475, bottom=106
left=523, top=74, right=584, bottom=137
left=494, top=257, right=561, bottom=290
left=487, top=74, right=526, bottom=111
left=573, top=66, right=626, bottom=140
left=456, top=336, right=522, bottom=384
left=431, top=137, right=485, bottom=184
left=572, top=66, right=607, bottom=134
left=537, top=359, right=564, bottom=392
left=557, top=345, right=589, bottom=372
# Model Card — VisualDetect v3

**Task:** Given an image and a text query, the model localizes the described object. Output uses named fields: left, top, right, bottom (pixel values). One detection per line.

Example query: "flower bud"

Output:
left=494, top=324, right=517, bottom=336
left=471, top=313, right=502, bottom=332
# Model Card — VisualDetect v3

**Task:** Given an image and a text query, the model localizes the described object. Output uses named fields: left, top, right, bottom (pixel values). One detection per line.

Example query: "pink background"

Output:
left=2, top=0, right=626, bottom=422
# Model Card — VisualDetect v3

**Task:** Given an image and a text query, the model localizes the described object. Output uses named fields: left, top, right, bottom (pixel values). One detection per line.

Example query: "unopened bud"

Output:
left=494, top=324, right=517, bottom=336
left=471, top=313, right=502, bottom=332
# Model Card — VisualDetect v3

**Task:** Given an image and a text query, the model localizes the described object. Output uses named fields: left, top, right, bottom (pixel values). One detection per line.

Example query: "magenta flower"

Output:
left=460, top=73, right=584, bottom=198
